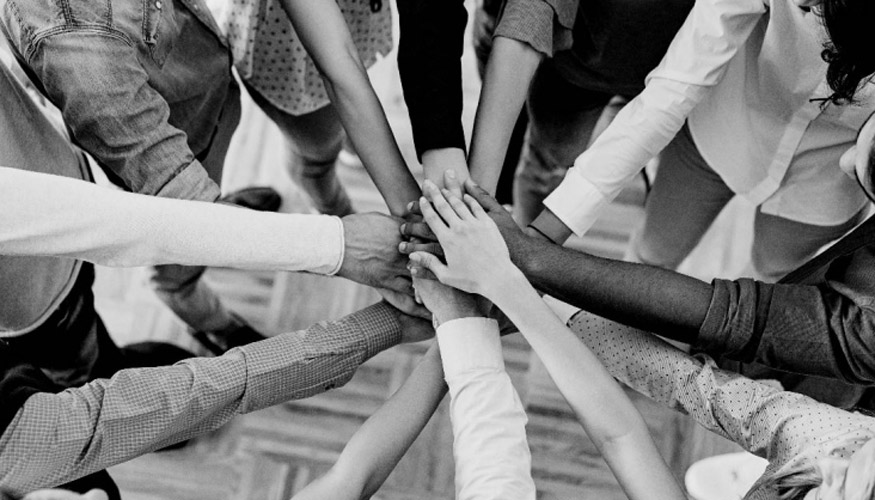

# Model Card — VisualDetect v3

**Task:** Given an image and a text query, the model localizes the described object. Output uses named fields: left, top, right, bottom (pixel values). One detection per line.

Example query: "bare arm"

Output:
left=468, top=37, right=542, bottom=194
left=277, top=0, right=420, bottom=215
left=408, top=183, right=685, bottom=500
left=293, top=345, right=447, bottom=500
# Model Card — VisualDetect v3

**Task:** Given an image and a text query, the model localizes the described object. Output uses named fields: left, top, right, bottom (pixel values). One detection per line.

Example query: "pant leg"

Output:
left=751, top=207, right=868, bottom=281
left=247, top=85, right=352, bottom=216
left=513, top=62, right=612, bottom=225
left=631, top=123, right=736, bottom=269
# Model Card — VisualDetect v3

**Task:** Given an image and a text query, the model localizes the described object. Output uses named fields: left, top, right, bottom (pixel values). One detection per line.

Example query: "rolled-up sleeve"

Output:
left=0, top=302, right=400, bottom=495
left=493, top=0, right=577, bottom=56
left=698, top=278, right=875, bottom=385
left=28, top=31, right=220, bottom=201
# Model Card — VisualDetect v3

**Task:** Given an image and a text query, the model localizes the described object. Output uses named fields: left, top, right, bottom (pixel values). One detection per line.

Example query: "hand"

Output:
left=402, top=178, right=539, bottom=275
left=408, top=180, right=521, bottom=298
left=383, top=300, right=435, bottom=344
left=338, top=213, right=412, bottom=295
left=377, top=287, right=430, bottom=320
left=412, top=277, right=482, bottom=326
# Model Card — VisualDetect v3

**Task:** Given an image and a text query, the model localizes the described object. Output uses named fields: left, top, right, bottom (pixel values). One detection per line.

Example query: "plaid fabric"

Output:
left=568, top=311, right=875, bottom=500
left=0, top=302, right=400, bottom=496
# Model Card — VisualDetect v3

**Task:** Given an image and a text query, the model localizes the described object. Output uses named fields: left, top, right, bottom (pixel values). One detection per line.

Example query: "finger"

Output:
left=400, top=221, right=437, bottom=241
left=408, top=264, right=438, bottom=281
left=399, top=241, right=444, bottom=257
left=444, top=169, right=463, bottom=197
left=463, top=193, right=488, bottom=219
left=422, top=183, right=460, bottom=226
left=463, top=178, right=504, bottom=212
left=420, top=196, right=450, bottom=238
left=409, top=251, right=449, bottom=283
left=405, top=200, right=422, bottom=217
left=388, top=275, right=415, bottom=295
left=443, top=188, right=475, bottom=221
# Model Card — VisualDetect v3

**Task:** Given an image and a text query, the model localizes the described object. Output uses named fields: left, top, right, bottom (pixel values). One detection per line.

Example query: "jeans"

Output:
left=631, top=123, right=867, bottom=281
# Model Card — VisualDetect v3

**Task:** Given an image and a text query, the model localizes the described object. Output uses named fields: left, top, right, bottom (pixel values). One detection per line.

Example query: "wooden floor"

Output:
left=92, top=2, right=757, bottom=498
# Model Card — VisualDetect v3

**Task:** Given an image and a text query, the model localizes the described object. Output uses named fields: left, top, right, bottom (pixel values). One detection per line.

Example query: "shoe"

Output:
left=190, top=315, right=269, bottom=356
left=219, top=186, right=282, bottom=212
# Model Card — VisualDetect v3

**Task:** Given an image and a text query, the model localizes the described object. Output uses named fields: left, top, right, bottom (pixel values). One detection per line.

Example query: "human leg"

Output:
left=751, top=207, right=867, bottom=281
left=247, top=87, right=352, bottom=216
left=630, top=124, right=735, bottom=269
left=513, top=62, right=612, bottom=225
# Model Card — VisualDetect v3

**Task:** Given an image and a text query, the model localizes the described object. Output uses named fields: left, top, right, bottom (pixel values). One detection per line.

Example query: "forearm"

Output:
left=0, top=303, right=401, bottom=494
left=468, top=37, right=542, bottom=194
left=490, top=275, right=653, bottom=447
left=0, top=167, right=344, bottom=274
left=327, top=345, right=446, bottom=498
left=490, top=277, right=684, bottom=500
left=515, top=234, right=710, bottom=343
left=277, top=0, right=420, bottom=215
left=323, top=74, right=420, bottom=214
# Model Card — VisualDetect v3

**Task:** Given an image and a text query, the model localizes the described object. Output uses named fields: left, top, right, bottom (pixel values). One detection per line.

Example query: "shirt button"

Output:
left=155, top=1, right=162, bottom=9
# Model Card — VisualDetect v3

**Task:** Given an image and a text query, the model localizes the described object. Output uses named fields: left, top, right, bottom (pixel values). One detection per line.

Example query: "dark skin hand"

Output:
left=400, top=178, right=714, bottom=344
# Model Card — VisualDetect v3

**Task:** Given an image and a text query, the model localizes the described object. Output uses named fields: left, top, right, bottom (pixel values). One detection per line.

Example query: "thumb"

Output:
left=409, top=252, right=449, bottom=282
left=463, top=178, right=503, bottom=212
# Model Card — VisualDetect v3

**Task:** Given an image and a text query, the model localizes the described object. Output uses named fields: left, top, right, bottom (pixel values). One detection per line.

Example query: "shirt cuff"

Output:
left=542, top=169, right=612, bottom=237
left=324, top=216, right=344, bottom=276
left=437, top=318, right=502, bottom=378
left=543, top=295, right=581, bottom=326
left=154, top=159, right=221, bottom=202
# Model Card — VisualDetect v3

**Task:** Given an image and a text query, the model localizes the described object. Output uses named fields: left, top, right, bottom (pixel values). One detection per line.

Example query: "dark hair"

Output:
left=819, top=0, right=875, bottom=105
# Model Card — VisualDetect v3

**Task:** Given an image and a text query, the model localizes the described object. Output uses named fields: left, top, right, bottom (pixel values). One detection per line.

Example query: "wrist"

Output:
left=482, top=266, right=528, bottom=308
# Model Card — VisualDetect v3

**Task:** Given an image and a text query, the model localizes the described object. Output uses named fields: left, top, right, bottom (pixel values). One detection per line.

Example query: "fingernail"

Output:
left=410, top=267, right=418, bottom=275
left=407, top=201, right=414, bottom=211
left=447, top=170, right=456, bottom=178
left=400, top=223, right=407, bottom=234
left=399, top=242, right=407, bottom=251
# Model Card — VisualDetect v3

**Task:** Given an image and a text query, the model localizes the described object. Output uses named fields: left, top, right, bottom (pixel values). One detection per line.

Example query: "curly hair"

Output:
left=819, top=0, right=875, bottom=104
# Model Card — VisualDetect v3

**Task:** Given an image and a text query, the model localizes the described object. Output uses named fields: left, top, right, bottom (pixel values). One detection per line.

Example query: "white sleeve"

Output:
left=436, top=318, right=536, bottom=500
left=0, top=166, right=344, bottom=274
left=543, top=0, right=766, bottom=236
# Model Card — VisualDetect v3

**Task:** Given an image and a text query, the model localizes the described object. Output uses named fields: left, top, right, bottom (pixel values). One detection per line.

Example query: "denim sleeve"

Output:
left=26, top=31, right=220, bottom=202
left=396, top=0, right=467, bottom=160
left=698, top=278, right=875, bottom=384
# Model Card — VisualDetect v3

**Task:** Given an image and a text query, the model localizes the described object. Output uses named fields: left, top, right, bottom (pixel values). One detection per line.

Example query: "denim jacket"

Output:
left=0, top=0, right=237, bottom=201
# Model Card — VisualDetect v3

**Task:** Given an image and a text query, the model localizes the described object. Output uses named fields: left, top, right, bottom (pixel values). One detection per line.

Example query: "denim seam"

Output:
left=3, top=1, right=33, bottom=48
left=26, top=25, right=134, bottom=63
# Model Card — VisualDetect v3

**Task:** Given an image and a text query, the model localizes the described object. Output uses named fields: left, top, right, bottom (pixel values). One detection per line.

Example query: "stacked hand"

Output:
left=404, top=179, right=523, bottom=301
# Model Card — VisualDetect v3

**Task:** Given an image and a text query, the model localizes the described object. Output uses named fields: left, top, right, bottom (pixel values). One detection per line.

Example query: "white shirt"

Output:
left=0, top=166, right=345, bottom=274
left=436, top=318, right=536, bottom=500
left=545, top=0, right=874, bottom=236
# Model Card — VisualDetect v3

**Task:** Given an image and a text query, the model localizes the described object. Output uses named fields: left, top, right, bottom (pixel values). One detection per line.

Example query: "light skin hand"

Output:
left=402, top=178, right=542, bottom=277
left=408, top=180, right=522, bottom=298
left=338, top=212, right=413, bottom=296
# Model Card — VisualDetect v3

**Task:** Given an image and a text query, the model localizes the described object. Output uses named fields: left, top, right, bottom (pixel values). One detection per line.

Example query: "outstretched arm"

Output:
left=402, top=179, right=711, bottom=343
left=277, top=0, right=420, bottom=215
left=408, top=182, right=685, bottom=500
left=293, top=345, right=447, bottom=500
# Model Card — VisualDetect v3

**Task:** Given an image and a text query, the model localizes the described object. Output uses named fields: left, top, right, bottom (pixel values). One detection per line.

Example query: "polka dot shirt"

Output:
left=225, top=0, right=392, bottom=116
left=566, top=310, right=875, bottom=499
